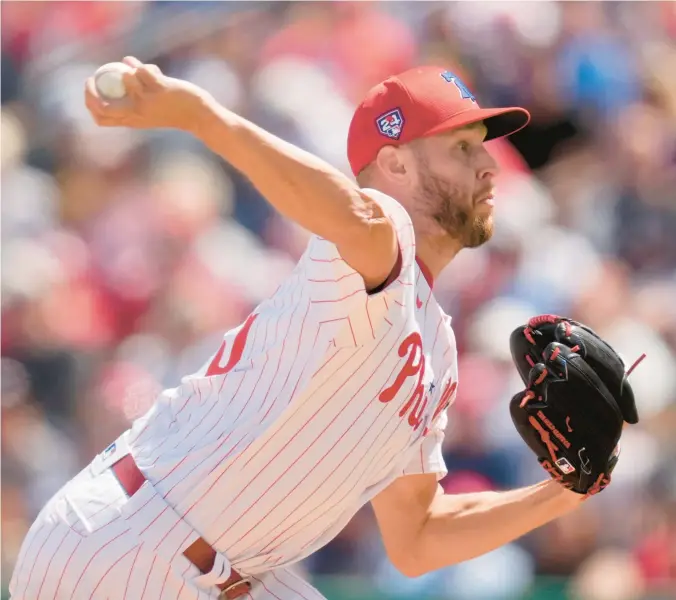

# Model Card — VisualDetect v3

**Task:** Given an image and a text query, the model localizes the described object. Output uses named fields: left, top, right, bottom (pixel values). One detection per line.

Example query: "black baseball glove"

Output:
left=508, top=314, right=643, bottom=495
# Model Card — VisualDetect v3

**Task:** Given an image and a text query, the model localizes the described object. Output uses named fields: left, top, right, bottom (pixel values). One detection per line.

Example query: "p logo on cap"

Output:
left=440, top=71, right=476, bottom=102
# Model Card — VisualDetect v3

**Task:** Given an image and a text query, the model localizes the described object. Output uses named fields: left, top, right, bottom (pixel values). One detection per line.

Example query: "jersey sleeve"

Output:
left=299, top=189, right=418, bottom=347
left=401, top=409, right=449, bottom=481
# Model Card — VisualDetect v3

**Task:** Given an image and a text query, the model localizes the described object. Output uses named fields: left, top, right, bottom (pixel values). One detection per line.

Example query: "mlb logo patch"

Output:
left=555, top=457, right=576, bottom=475
left=376, top=108, right=405, bottom=140
left=102, top=442, right=116, bottom=460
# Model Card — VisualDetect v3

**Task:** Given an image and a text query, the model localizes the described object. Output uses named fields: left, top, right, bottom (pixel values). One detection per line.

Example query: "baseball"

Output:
left=94, top=62, right=132, bottom=100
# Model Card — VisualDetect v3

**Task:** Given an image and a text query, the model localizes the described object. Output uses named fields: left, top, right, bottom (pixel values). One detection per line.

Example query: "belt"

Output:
left=111, top=454, right=251, bottom=600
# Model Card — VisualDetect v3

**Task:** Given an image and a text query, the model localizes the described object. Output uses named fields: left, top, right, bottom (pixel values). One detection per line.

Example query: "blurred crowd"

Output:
left=2, top=2, right=676, bottom=599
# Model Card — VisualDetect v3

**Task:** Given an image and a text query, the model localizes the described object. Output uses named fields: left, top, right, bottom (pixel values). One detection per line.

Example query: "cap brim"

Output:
left=425, top=106, right=531, bottom=141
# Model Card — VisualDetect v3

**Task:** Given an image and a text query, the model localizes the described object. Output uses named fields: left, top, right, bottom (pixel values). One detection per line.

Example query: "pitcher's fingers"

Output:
left=84, top=78, right=134, bottom=119
left=84, top=77, right=107, bottom=114
left=121, top=70, right=144, bottom=96
left=135, top=65, right=163, bottom=90
left=122, top=56, right=143, bottom=68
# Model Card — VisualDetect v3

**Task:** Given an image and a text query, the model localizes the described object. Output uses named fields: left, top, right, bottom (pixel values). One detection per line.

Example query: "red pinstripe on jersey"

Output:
left=22, top=523, right=59, bottom=595
left=33, top=526, right=69, bottom=600
left=70, top=527, right=131, bottom=597
left=90, top=544, right=138, bottom=598
left=139, top=555, right=156, bottom=600
left=53, top=537, right=82, bottom=599
left=123, top=546, right=141, bottom=600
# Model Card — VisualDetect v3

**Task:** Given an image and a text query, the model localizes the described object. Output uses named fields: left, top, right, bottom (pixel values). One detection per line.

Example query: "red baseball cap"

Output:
left=347, top=66, right=531, bottom=176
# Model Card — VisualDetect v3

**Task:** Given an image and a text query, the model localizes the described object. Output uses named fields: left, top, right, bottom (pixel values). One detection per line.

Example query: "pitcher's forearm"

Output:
left=190, top=95, right=380, bottom=245
left=411, top=480, right=582, bottom=575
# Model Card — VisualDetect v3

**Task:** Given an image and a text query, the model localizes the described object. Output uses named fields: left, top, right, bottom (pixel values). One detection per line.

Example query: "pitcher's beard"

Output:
left=435, top=203, right=493, bottom=248
left=418, top=171, right=494, bottom=248
left=466, top=212, right=494, bottom=248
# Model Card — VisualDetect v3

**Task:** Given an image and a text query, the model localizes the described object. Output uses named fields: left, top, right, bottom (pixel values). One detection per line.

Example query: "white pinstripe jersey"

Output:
left=125, top=189, right=459, bottom=575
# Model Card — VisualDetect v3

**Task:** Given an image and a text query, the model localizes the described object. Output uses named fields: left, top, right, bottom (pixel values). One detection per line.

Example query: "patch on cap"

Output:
left=376, top=108, right=405, bottom=140
left=440, top=71, right=476, bottom=103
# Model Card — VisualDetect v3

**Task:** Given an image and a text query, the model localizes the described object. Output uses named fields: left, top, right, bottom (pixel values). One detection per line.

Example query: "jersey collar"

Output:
left=416, top=256, right=434, bottom=289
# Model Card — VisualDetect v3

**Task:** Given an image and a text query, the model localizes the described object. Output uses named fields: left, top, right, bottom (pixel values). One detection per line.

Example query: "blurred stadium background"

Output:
left=2, top=1, right=676, bottom=599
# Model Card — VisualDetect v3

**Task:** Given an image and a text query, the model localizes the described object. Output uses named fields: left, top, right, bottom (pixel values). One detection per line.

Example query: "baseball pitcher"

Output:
left=9, top=59, right=641, bottom=600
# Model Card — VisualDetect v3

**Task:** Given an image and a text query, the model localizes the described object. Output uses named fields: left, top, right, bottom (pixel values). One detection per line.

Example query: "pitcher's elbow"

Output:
left=390, top=550, right=428, bottom=579
left=399, top=563, right=426, bottom=579
left=392, top=548, right=467, bottom=578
